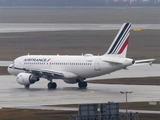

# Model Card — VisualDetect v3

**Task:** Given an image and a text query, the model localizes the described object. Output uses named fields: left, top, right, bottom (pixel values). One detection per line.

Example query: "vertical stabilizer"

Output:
left=104, top=23, right=131, bottom=58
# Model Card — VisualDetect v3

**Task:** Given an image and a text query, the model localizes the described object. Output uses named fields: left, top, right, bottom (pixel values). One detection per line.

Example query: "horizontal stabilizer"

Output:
left=134, top=59, right=155, bottom=66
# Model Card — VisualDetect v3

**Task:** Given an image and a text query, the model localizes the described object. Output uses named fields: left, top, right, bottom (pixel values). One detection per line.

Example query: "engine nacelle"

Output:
left=16, top=73, right=39, bottom=85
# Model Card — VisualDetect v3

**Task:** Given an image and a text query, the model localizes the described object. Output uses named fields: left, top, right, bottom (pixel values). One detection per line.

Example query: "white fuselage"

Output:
left=8, top=54, right=133, bottom=79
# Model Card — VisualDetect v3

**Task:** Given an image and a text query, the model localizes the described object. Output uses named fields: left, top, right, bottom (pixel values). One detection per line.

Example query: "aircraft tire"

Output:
left=83, top=82, right=87, bottom=88
left=52, top=82, right=57, bottom=89
left=78, top=82, right=83, bottom=88
left=25, top=85, right=30, bottom=89
left=48, top=82, right=57, bottom=89
left=78, top=82, right=87, bottom=88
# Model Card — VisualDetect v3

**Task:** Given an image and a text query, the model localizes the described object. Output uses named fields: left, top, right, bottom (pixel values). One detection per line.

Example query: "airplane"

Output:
left=7, top=23, right=155, bottom=89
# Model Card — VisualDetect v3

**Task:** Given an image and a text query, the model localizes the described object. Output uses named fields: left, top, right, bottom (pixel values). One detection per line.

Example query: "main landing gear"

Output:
left=78, top=81, right=87, bottom=89
left=47, top=77, right=57, bottom=89
left=25, top=85, right=30, bottom=89
left=47, top=82, right=57, bottom=89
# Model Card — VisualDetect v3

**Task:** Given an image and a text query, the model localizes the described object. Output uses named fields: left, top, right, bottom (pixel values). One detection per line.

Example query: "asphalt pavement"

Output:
left=0, top=23, right=160, bottom=33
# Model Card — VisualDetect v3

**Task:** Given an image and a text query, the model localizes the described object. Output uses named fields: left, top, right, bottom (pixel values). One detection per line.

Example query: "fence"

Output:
left=70, top=112, right=139, bottom=120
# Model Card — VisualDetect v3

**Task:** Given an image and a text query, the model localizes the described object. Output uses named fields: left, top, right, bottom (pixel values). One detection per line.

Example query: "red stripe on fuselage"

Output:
left=117, top=37, right=129, bottom=54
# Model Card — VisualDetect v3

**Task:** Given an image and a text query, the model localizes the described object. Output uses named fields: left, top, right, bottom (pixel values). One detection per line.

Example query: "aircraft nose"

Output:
left=8, top=64, right=14, bottom=68
left=8, top=64, right=14, bottom=74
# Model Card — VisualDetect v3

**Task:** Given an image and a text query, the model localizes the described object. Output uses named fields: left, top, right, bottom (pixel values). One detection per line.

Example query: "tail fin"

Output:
left=104, top=23, right=131, bottom=58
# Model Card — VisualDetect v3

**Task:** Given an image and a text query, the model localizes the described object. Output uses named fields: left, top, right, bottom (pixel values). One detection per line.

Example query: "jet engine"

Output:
left=16, top=73, right=39, bottom=85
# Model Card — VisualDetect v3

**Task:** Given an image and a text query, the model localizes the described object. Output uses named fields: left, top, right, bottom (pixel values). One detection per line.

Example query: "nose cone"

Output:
left=8, top=64, right=15, bottom=75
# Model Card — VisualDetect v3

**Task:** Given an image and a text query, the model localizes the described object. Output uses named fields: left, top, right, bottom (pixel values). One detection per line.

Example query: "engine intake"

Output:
left=16, top=73, right=39, bottom=85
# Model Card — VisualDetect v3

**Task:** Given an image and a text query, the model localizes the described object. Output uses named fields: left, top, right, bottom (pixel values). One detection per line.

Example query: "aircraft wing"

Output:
left=16, top=67, right=78, bottom=79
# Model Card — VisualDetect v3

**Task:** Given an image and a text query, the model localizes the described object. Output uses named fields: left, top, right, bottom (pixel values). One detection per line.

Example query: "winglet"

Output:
left=104, top=23, right=131, bottom=58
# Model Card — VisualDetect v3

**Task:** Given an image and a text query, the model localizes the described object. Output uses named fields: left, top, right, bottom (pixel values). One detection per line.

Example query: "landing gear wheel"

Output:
left=78, top=82, right=87, bottom=89
left=78, top=82, right=83, bottom=88
left=83, top=82, right=87, bottom=88
left=52, top=82, right=57, bottom=89
left=48, top=82, right=57, bottom=89
left=25, top=85, right=30, bottom=89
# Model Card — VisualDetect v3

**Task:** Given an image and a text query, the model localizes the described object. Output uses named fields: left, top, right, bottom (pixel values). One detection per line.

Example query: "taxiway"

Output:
left=0, top=23, right=160, bottom=33
left=0, top=63, right=160, bottom=108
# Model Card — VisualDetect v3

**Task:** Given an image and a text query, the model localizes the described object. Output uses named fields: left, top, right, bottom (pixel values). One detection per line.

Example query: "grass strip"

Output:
left=88, top=77, right=160, bottom=85
left=1, top=101, right=160, bottom=120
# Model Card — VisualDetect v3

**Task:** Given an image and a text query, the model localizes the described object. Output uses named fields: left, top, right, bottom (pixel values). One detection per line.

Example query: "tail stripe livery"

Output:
left=117, top=37, right=129, bottom=54
left=108, top=24, right=130, bottom=54
left=106, top=23, right=131, bottom=56
left=115, top=32, right=129, bottom=54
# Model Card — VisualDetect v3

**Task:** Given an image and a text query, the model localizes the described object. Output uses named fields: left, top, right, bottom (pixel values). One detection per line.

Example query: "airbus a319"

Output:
left=8, top=23, right=155, bottom=89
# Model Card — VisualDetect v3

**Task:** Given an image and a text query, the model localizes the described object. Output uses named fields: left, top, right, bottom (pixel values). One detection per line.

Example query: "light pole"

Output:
left=120, top=91, right=132, bottom=120
left=129, top=0, right=132, bottom=8
left=106, top=0, right=108, bottom=9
